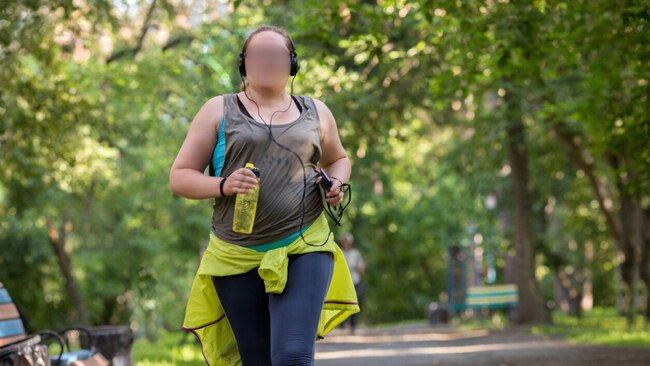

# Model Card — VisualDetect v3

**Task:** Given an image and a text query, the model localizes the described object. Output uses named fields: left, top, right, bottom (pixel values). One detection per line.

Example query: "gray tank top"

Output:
left=210, top=93, right=324, bottom=247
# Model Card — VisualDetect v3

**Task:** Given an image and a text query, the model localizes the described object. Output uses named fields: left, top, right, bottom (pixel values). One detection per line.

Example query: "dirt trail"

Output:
left=314, top=325, right=650, bottom=365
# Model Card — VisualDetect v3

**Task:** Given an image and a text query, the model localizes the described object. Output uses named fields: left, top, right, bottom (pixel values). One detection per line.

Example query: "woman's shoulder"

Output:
left=191, top=95, right=230, bottom=129
left=200, top=94, right=232, bottom=114
left=299, top=95, right=326, bottom=108
left=205, top=93, right=232, bottom=105
left=302, top=96, right=335, bottom=124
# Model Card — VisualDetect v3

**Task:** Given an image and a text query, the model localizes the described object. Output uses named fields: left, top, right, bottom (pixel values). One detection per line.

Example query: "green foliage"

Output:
left=0, top=0, right=647, bottom=334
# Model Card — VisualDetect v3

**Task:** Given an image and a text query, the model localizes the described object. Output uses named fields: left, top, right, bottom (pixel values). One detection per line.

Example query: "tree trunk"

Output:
left=611, top=157, right=644, bottom=326
left=618, top=195, right=641, bottom=325
left=46, top=212, right=90, bottom=325
left=640, top=208, right=650, bottom=321
left=505, top=96, right=550, bottom=324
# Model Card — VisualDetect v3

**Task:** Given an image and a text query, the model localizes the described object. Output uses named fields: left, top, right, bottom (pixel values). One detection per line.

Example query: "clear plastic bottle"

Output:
left=232, top=163, right=260, bottom=234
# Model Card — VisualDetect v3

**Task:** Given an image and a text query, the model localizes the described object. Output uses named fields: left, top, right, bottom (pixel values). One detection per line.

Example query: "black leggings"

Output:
left=212, top=251, right=334, bottom=366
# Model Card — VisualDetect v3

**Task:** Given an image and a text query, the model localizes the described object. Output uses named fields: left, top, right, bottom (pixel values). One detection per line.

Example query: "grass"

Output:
left=133, top=330, right=205, bottom=366
left=532, top=307, right=650, bottom=348
left=451, top=310, right=510, bottom=331
left=445, top=306, right=650, bottom=348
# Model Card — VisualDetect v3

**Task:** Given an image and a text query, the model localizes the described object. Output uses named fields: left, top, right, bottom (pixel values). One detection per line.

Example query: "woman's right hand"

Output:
left=222, top=168, right=259, bottom=196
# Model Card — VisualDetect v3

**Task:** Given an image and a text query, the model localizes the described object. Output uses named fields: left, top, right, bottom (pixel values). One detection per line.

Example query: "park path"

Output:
left=314, top=324, right=650, bottom=365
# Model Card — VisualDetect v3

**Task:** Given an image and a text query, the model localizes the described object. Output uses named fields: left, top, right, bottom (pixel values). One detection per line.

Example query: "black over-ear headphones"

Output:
left=239, top=38, right=299, bottom=77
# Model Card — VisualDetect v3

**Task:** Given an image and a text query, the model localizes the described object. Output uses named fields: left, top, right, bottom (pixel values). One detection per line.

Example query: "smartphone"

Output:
left=319, top=169, right=333, bottom=191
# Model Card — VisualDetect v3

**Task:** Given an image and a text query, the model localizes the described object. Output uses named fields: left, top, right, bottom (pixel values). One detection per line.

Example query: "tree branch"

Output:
left=551, top=121, right=622, bottom=243
left=162, top=34, right=195, bottom=51
left=107, top=0, right=157, bottom=64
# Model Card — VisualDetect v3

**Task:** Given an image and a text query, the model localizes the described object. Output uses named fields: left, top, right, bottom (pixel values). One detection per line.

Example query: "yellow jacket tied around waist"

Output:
left=182, top=213, right=360, bottom=366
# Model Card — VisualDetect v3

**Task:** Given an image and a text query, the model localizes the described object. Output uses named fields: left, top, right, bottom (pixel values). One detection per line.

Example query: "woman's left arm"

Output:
left=315, top=99, right=351, bottom=206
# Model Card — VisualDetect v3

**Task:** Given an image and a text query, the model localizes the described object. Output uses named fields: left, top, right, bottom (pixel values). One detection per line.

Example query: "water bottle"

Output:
left=232, top=163, right=260, bottom=234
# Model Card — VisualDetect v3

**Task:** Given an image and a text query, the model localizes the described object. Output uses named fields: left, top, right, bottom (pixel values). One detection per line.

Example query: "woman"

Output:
left=170, top=25, right=359, bottom=366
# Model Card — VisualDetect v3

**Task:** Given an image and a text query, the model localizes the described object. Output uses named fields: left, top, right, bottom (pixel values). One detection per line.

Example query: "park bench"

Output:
left=463, top=284, right=518, bottom=317
left=0, top=283, right=26, bottom=347
left=0, top=282, right=133, bottom=365
left=1, top=282, right=64, bottom=364
left=427, top=284, right=518, bottom=324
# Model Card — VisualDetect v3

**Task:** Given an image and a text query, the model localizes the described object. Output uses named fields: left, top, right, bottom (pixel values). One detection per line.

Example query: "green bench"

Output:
left=464, top=284, right=518, bottom=312
left=429, top=284, right=518, bottom=324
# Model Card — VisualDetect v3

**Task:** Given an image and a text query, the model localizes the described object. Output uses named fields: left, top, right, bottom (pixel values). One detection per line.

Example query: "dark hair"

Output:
left=242, top=25, right=296, bottom=55
left=240, top=25, right=296, bottom=91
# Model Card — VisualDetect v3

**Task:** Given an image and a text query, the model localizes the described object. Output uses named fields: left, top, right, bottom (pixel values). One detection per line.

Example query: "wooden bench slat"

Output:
left=466, top=284, right=517, bottom=293
left=466, top=296, right=519, bottom=306
left=0, top=303, right=20, bottom=320
left=0, top=289, right=12, bottom=304
left=0, top=334, right=27, bottom=347
left=467, top=295, right=517, bottom=302
left=466, top=291, right=518, bottom=298
left=0, top=318, right=26, bottom=338
left=464, top=302, right=518, bottom=309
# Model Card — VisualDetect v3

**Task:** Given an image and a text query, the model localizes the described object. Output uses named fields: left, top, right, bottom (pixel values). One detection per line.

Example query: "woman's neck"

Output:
left=244, top=85, right=290, bottom=108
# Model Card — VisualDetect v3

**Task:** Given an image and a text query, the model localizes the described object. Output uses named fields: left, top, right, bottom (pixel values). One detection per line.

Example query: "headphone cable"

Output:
left=240, top=74, right=351, bottom=247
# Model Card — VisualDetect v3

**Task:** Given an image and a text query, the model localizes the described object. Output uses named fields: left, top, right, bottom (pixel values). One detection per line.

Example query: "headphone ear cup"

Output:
left=239, top=52, right=247, bottom=77
left=290, top=53, right=299, bottom=76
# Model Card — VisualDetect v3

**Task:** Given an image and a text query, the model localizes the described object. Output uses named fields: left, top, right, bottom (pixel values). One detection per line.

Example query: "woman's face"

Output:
left=244, top=31, right=292, bottom=90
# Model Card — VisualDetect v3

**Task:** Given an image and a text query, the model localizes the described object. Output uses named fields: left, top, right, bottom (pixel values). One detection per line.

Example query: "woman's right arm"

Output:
left=169, top=96, right=257, bottom=199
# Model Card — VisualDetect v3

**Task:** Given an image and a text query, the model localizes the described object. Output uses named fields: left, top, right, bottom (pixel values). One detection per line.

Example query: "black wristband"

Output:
left=219, top=177, right=227, bottom=197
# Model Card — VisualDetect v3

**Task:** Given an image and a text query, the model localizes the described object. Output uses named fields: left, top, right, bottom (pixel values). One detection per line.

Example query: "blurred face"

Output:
left=244, top=31, right=292, bottom=89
